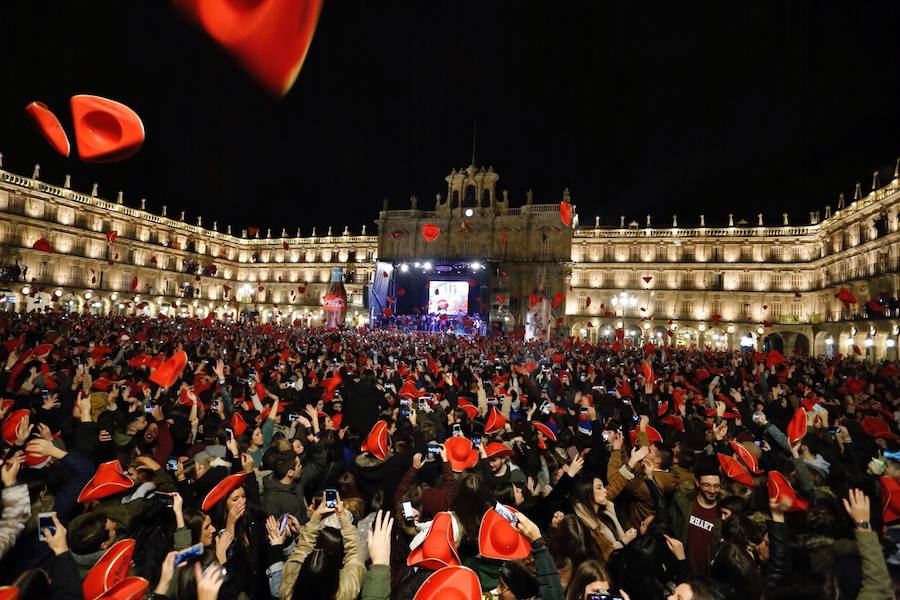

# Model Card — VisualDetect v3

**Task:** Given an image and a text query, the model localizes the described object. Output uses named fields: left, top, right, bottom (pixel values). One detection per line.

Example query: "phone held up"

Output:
left=325, top=489, right=338, bottom=509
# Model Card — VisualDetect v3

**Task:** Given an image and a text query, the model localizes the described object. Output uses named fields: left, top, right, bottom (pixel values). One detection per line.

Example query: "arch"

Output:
left=813, top=331, right=836, bottom=358
left=463, top=183, right=478, bottom=208
left=793, top=333, right=810, bottom=355
left=763, top=333, right=783, bottom=353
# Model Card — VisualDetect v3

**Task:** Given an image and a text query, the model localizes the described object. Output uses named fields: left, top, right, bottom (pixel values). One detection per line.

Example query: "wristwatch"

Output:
left=855, top=520, right=871, bottom=530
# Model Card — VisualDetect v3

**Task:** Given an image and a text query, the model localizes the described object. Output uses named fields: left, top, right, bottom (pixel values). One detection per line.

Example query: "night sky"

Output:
left=0, top=1, right=898, bottom=234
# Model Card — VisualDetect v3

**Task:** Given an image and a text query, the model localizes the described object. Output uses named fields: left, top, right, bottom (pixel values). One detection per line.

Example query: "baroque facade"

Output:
left=0, top=159, right=898, bottom=359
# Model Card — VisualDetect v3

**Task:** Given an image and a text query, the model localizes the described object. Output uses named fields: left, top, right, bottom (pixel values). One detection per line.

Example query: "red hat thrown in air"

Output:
left=407, top=512, right=460, bottom=570
left=478, top=505, right=531, bottom=560
left=0, top=586, right=18, bottom=600
left=860, top=416, right=900, bottom=441
left=767, top=471, right=808, bottom=512
left=78, top=460, right=134, bottom=504
left=82, top=539, right=136, bottom=600
left=149, top=351, right=188, bottom=389
left=786, top=408, right=808, bottom=446
left=361, top=420, right=389, bottom=461
left=629, top=426, right=663, bottom=445
left=412, top=566, right=482, bottom=600
left=1, top=409, right=29, bottom=445
left=716, top=453, right=754, bottom=487
left=484, top=407, right=506, bottom=434
left=201, top=472, right=247, bottom=512
left=729, top=441, right=762, bottom=474
left=444, top=436, right=478, bottom=472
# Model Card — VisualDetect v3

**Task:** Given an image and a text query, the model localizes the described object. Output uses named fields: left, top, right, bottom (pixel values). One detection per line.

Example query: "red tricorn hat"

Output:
left=70, top=95, right=145, bottom=163
left=629, top=426, right=663, bottom=446
left=444, top=436, right=478, bottom=472
left=786, top=408, right=808, bottom=446
left=657, top=401, right=669, bottom=416
left=407, top=512, right=460, bottom=570
left=716, top=453, right=754, bottom=487
left=0, top=586, right=18, bottom=600
left=361, top=420, right=389, bottom=461
left=484, top=408, right=507, bottom=434
left=230, top=412, right=248, bottom=437
left=661, top=415, right=685, bottom=433
left=531, top=421, right=557, bottom=449
left=729, top=441, right=762, bottom=475
left=412, top=566, right=482, bottom=600
left=421, top=223, right=441, bottom=242
left=33, top=343, right=54, bottom=360
left=860, top=416, right=900, bottom=441
left=25, top=101, right=70, bottom=157
left=478, top=505, right=531, bottom=560
left=82, top=539, right=136, bottom=600
left=96, top=577, right=149, bottom=600
left=92, top=377, right=113, bottom=391
left=1, top=409, right=29, bottom=445
left=484, top=442, right=513, bottom=459
left=78, top=460, right=134, bottom=504
left=201, top=472, right=247, bottom=512
left=398, top=380, right=419, bottom=399
left=767, top=471, right=808, bottom=512
left=149, top=351, right=188, bottom=389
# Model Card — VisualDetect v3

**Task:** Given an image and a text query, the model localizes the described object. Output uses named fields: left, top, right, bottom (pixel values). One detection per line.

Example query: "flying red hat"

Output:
left=25, top=101, right=70, bottom=157
left=729, top=441, right=762, bottom=474
left=407, top=512, right=460, bottom=570
left=412, top=566, right=482, bottom=600
left=201, top=472, right=248, bottom=512
left=478, top=505, right=531, bottom=560
left=484, top=442, right=513, bottom=460
left=559, top=200, right=572, bottom=227
left=656, top=401, right=669, bottom=416
left=149, top=351, right=188, bottom=389
left=78, top=460, right=134, bottom=504
left=70, top=95, right=145, bottom=163
left=230, top=412, right=248, bottom=437
left=421, top=223, right=441, bottom=242
left=361, top=420, right=389, bottom=461
left=444, top=436, right=478, bottom=472
left=484, top=407, right=507, bottom=434
left=629, top=426, right=663, bottom=445
left=860, top=416, right=899, bottom=441
left=767, top=471, right=808, bottom=512
left=82, top=539, right=135, bottom=600
left=330, top=413, right=343, bottom=430
left=786, top=408, right=808, bottom=446
left=1, top=409, right=29, bottom=445
left=716, top=453, right=754, bottom=487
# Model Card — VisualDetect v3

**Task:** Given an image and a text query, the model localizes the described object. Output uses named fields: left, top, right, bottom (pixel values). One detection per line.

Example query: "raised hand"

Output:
left=1, top=451, right=24, bottom=486
left=195, top=562, right=225, bottom=600
left=843, top=488, right=871, bottom=524
left=663, top=533, right=685, bottom=560
left=367, top=510, right=394, bottom=566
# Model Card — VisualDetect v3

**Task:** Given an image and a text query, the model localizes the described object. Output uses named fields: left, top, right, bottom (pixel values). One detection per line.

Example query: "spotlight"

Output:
left=423, top=262, right=432, bottom=270
left=413, top=262, right=421, bottom=268
left=400, top=264, right=409, bottom=272
left=469, top=262, right=482, bottom=270
left=464, top=208, right=474, bottom=217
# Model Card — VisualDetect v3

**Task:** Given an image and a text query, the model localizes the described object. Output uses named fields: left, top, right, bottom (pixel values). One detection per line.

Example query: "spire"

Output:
left=213, top=221, right=218, bottom=231
left=837, top=193, right=845, bottom=209
left=672, top=214, right=678, bottom=227
left=728, top=213, right=734, bottom=227
left=281, top=228, right=287, bottom=237
left=894, top=157, right=899, bottom=179
left=162, top=205, right=167, bottom=217
left=757, top=213, right=763, bottom=226
left=32, top=164, right=40, bottom=179
left=197, top=216, right=202, bottom=226
left=227, top=225, right=232, bottom=235
left=853, top=182, right=862, bottom=200
left=63, top=175, right=71, bottom=189
left=91, top=183, right=99, bottom=197
left=116, top=191, right=123, bottom=204
left=871, top=170, right=880, bottom=191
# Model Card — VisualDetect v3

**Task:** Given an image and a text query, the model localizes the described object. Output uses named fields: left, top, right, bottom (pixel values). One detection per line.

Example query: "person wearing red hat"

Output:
left=353, top=421, right=413, bottom=511
left=478, top=440, right=526, bottom=489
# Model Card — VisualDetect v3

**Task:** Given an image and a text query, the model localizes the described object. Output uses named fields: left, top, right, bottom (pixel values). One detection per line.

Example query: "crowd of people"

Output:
left=0, top=310, right=898, bottom=600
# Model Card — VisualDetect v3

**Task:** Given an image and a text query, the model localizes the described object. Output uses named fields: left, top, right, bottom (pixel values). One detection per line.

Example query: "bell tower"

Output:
left=435, top=165, right=504, bottom=216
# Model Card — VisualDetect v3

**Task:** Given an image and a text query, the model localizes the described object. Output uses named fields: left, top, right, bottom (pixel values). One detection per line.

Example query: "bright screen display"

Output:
left=427, top=281, right=469, bottom=315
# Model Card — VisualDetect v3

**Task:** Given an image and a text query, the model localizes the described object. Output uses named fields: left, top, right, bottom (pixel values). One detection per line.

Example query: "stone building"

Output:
left=0, top=158, right=897, bottom=359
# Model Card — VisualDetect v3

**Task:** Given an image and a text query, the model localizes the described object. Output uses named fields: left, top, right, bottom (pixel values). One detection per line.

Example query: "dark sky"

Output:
left=1, top=1, right=898, bottom=234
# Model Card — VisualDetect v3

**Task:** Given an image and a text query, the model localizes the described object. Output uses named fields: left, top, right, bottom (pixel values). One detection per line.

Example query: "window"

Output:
left=771, top=274, right=783, bottom=290
left=791, top=274, right=803, bottom=290
left=39, top=262, right=50, bottom=281
left=681, top=299, right=693, bottom=316
left=771, top=247, right=783, bottom=262
left=68, top=265, right=80, bottom=285
left=740, top=302, right=752, bottom=320
left=121, top=273, right=132, bottom=289
left=740, top=273, right=752, bottom=290
left=711, top=300, right=722, bottom=316
left=790, top=303, right=802, bottom=320
left=579, top=297, right=591, bottom=311
left=770, top=303, right=782, bottom=317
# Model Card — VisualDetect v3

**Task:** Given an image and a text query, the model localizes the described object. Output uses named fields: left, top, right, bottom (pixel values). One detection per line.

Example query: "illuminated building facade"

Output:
left=0, top=158, right=898, bottom=359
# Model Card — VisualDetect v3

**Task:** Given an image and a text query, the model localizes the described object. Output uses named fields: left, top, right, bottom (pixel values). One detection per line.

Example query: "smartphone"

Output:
left=402, top=501, right=415, bottom=521
left=580, top=406, right=590, bottom=416
left=493, top=502, right=518, bottom=526
left=540, top=401, right=552, bottom=415
left=384, top=383, right=395, bottom=391
left=119, top=385, right=128, bottom=394
left=471, top=437, right=481, bottom=447
left=174, top=543, right=204, bottom=565
left=38, top=512, right=56, bottom=541
left=325, top=489, right=338, bottom=509
left=631, top=414, right=641, bottom=423
left=399, top=398, right=411, bottom=407
left=452, top=423, right=462, bottom=437
left=487, top=397, right=498, bottom=406
left=587, top=594, right=624, bottom=600
left=144, top=403, right=154, bottom=413
left=278, top=513, right=290, bottom=536
left=426, top=442, right=442, bottom=459
left=752, top=412, right=763, bottom=423
left=41, top=389, right=49, bottom=401
left=211, top=400, right=219, bottom=411
left=289, top=414, right=300, bottom=423
left=225, top=428, right=234, bottom=442
left=166, top=458, right=178, bottom=471
left=621, top=398, right=632, bottom=406
left=418, top=399, right=427, bottom=410
left=828, top=426, right=840, bottom=434
left=754, top=440, right=762, bottom=447
left=399, top=408, right=410, bottom=417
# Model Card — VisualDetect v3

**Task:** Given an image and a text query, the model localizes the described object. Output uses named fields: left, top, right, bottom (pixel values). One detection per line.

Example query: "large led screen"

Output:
left=427, top=281, right=469, bottom=315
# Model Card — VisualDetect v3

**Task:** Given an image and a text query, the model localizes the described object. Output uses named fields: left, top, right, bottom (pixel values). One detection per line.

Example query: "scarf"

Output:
left=573, top=501, right=626, bottom=549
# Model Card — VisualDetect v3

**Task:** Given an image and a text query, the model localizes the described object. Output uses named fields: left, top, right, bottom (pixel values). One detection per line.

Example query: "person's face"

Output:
left=130, top=415, right=147, bottom=433
left=200, top=515, right=215, bottom=546
left=668, top=583, right=695, bottom=600
left=144, top=422, right=158, bottom=443
left=513, top=485, right=524, bottom=506
left=720, top=507, right=733, bottom=521
left=697, top=475, right=721, bottom=504
left=292, top=438, right=305, bottom=456
left=251, top=427, right=264, bottom=446
left=489, top=457, right=505, bottom=474
left=583, top=579, right=611, bottom=598
left=757, top=532, right=770, bottom=562
left=227, top=487, right=246, bottom=514
left=102, top=518, right=117, bottom=548
left=592, top=478, right=608, bottom=507
left=290, top=457, right=302, bottom=481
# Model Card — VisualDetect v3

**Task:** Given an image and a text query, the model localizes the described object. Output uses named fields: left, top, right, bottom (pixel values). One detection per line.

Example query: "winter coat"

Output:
left=261, top=474, right=309, bottom=524
left=0, top=483, right=30, bottom=560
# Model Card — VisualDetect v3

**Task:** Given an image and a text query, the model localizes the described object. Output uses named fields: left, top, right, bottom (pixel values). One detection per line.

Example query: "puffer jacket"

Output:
left=0, top=483, right=31, bottom=560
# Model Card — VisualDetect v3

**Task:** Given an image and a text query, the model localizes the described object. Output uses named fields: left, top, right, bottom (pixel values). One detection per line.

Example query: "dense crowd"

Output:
left=0, top=311, right=898, bottom=600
